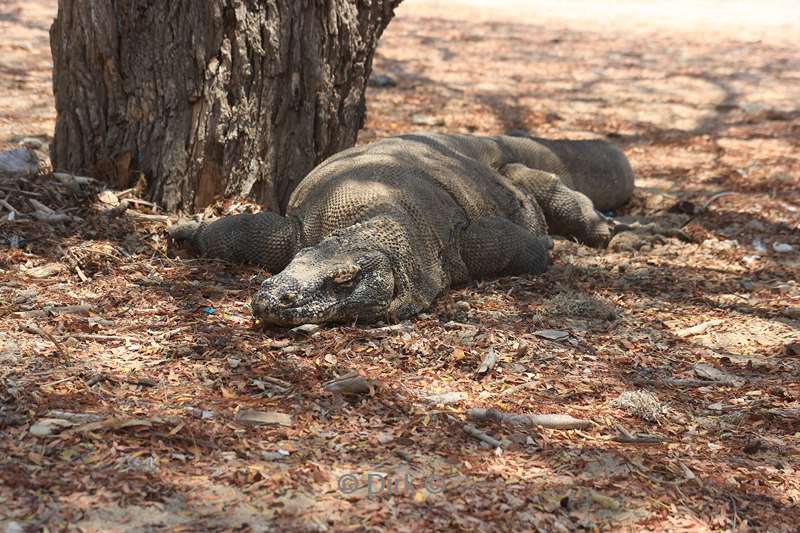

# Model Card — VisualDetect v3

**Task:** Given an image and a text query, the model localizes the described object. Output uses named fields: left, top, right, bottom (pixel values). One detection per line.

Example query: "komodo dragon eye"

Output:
left=331, top=266, right=360, bottom=285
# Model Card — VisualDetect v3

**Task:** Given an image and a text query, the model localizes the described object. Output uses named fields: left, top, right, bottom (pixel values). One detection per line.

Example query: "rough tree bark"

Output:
left=50, top=0, right=402, bottom=212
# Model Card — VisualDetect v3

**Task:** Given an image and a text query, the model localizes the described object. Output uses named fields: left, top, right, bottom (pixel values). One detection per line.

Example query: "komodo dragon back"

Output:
left=168, top=133, right=636, bottom=326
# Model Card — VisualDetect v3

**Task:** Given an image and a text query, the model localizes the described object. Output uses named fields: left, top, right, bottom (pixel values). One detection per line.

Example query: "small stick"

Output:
left=0, top=186, right=44, bottom=197
left=462, top=423, right=502, bottom=448
left=103, top=200, right=130, bottom=218
left=702, top=191, right=739, bottom=211
left=40, top=375, right=80, bottom=387
left=126, top=210, right=170, bottom=222
left=22, top=323, right=68, bottom=359
left=74, top=265, right=89, bottom=282
left=0, top=199, right=18, bottom=213
left=664, top=379, right=734, bottom=388
left=498, top=381, right=537, bottom=397
left=15, top=304, right=95, bottom=318
left=467, top=407, right=592, bottom=430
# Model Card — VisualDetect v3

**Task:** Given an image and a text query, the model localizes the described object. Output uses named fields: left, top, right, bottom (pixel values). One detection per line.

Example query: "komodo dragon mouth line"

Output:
left=167, top=132, right=684, bottom=326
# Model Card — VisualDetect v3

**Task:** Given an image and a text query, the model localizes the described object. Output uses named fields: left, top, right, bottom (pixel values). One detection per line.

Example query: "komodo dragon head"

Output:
left=251, top=235, right=395, bottom=326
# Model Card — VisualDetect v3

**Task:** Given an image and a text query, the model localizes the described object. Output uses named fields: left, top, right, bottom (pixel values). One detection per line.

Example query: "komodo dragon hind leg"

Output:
left=501, top=163, right=611, bottom=247
left=460, top=216, right=553, bottom=279
left=167, top=212, right=300, bottom=273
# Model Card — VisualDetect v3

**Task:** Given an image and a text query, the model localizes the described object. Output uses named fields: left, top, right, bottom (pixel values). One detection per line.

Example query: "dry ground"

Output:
left=2, top=0, right=800, bottom=531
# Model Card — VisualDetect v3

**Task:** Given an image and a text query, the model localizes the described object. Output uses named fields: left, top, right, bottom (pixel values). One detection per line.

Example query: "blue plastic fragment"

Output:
left=201, top=306, right=216, bottom=315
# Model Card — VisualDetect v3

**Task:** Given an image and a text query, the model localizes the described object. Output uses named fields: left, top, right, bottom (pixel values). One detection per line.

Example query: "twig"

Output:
left=40, top=375, right=80, bottom=387
left=0, top=186, right=44, bottom=197
left=613, top=424, right=665, bottom=445
left=15, top=304, right=95, bottom=318
left=0, top=198, right=18, bottom=213
left=125, top=210, right=170, bottom=222
left=22, top=323, right=68, bottom=359
left=52, top=172, right=96, bottom=186
left=122, top=197, right=155, bottom=207
left=103, top=200, right=130, bottom=218
left=680, top=191, right=740, bottom=228
left=663, top=379, right=734, bottom=388
left=702, top=191, right=739, bottom=211
left=261, top=376, right=292, bottom=389
left=67, top=333, right=139, bottom=342
left=462, top=423, right=502, bottom=448
left=467, top=407, right=592, bottom=430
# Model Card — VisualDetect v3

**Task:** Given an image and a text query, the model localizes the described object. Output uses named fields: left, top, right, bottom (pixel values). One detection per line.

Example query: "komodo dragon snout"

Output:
left=251, top=240, right=395, bottom=326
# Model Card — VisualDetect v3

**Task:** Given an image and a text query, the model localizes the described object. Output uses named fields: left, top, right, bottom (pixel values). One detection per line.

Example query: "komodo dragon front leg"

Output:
left=459, top=216, right=553, bottom=279
left=166, top=212, right=301, bottom=273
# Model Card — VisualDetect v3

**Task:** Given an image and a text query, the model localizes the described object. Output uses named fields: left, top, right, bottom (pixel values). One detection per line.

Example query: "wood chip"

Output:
left=533, top=329, right=569, bottom=341
left=236, top=409, right=293, bottom=427
left=26, top=262, right=66, bottom=279
left=474, top=347, right=497, bottom=376
left=322, top=372, right=374, bottom=395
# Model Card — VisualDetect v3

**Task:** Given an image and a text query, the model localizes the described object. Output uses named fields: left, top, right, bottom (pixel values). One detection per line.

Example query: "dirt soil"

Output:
left=2, top=0, right=800, bottom=531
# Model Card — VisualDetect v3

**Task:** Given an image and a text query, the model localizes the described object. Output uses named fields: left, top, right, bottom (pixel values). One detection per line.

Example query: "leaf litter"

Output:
left=1, top=0, right=799, bottom=531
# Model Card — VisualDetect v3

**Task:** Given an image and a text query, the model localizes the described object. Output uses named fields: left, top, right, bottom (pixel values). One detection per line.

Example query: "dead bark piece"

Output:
left=45, top=411, right=104, bottom=423
left=693, top=363, right=742, bottom=384
left=423, top=391, right=466, bottom=405
left=533, top=329, right=570, bottom=341
left=322, top=372, right=374, bottom=396
left=462, top=423, right=502, bottom=448
left=29, top=417, right=74, bottom=437
left=236, top=409, right=293, bottom=427
left=474, top=348, right=497, bottom=377
left=467, top=407, right=592, bottom=430
left=25, top=263, right=67, bottom=279
left=674, top=319, right=723, bottom=338
left=765, top=408, right=800, bottom=419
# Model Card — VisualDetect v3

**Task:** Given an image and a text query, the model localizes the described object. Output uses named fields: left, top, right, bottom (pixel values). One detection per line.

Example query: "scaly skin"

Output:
left=168, top=133, right=637, bottom=325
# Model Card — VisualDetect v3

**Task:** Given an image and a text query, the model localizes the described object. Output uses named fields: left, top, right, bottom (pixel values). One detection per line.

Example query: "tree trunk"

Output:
left=50, top=0, right=402, bottom=213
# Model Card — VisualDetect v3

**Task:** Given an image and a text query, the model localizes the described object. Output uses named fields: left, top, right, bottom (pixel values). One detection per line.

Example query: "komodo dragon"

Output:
left=169, top=132, right=639, bottom=326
